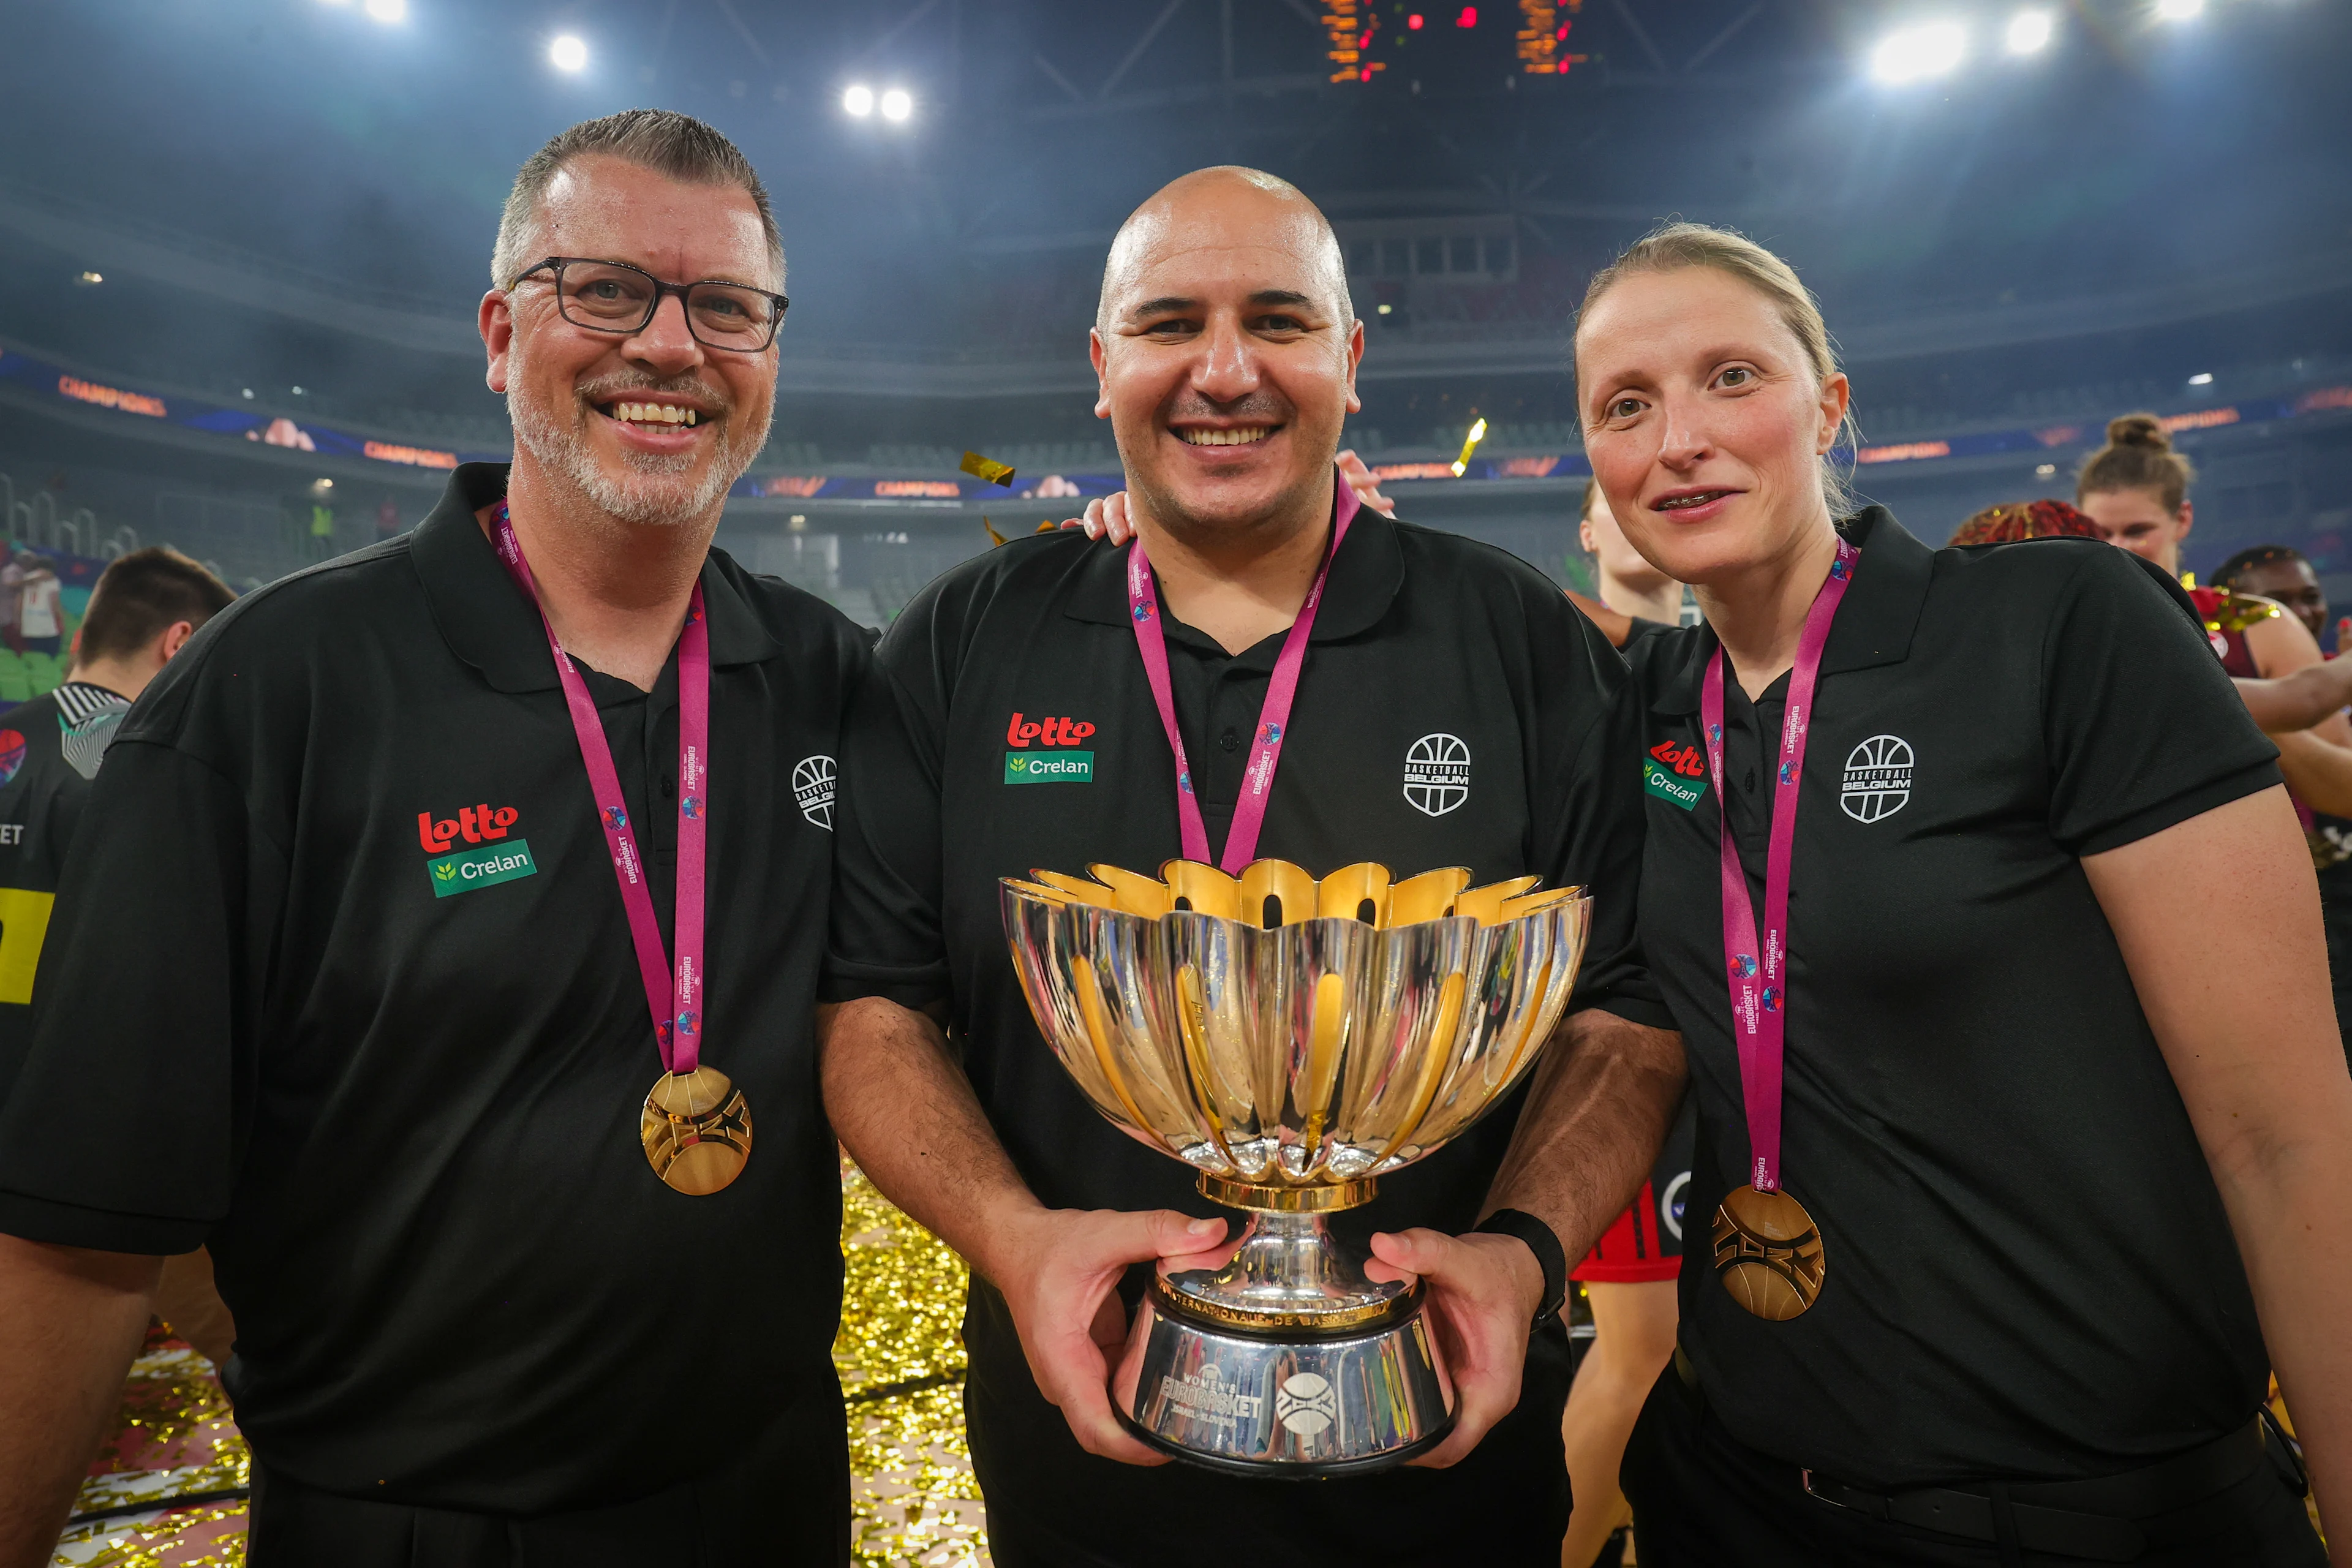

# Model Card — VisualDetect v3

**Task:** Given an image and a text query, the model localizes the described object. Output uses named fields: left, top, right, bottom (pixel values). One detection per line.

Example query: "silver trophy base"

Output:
left=1111, top=1280, right=1455, bottom=1477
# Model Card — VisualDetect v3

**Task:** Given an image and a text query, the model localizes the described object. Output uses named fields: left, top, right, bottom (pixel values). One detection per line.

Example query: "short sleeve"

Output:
left=0, top=742, right=270, bottom=1254
left=1535, top=606, right=1676, bottom=1032
left=822, top=620, right=952, bottom=1010
left=2041, top=547, right=2281, bottom=856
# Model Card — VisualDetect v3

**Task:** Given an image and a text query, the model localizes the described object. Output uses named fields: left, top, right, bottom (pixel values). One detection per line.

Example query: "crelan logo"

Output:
left=427, top=841, right=538, bottom=899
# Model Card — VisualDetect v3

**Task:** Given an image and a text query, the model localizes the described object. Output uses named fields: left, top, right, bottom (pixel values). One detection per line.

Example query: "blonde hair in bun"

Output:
left=2077, top=412, right=2196, bottom=513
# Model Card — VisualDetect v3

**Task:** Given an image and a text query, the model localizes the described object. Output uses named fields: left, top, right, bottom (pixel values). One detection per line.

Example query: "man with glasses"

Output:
left=0, top=111, right=864, bottom=1564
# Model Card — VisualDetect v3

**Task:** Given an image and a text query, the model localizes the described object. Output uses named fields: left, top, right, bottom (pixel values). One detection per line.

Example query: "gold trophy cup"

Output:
left=1001, top=859, right=1589, bottom=1474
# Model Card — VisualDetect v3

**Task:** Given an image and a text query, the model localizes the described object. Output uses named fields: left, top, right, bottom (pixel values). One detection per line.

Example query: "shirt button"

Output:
left=1744, top=768, right=1755, bottom=794
left=1219, top=728, right=1240, bottom=752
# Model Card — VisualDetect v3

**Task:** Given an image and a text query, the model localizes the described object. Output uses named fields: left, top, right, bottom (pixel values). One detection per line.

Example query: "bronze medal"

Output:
left=641, top=1066, right=753, bottom=1195
left=1711, top=1185, right=1825, bottom=1320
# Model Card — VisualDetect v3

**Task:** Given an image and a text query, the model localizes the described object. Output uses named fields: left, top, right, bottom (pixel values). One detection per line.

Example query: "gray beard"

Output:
left=507, top=379, right=768, bottom=529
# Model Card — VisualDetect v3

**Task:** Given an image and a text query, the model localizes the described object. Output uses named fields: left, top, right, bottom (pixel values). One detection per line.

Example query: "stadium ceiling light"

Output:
left=880, top=87, right=913, bottom=121
left=2005, top=10, right=2054, bottom=53
left=549, top=34, right=589, bottom=72
left=2156, top=0, right=2204, bottom=18
left=363, top=0, right=405, bottom=21
left=1869, top=21, right=1968, bottom=83
left=2188, top=371, right=2214, bottom=384
left=842, top=83, right=875, bottom=116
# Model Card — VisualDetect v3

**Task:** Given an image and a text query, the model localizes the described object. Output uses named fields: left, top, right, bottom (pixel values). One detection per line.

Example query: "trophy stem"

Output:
left=1161, top=1202, right=1413, bottom=1334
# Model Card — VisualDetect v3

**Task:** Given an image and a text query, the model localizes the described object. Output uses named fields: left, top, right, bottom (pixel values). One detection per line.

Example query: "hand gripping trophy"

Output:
left=1001, top=858, right=1588, bottom=1474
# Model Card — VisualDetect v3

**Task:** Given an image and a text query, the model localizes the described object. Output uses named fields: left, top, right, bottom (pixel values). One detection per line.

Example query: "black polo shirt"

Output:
left=1629, top=507, right=2281, bottom=1488
left=824, top=500, right=1670, bottom=1554
left=0, top=680, right=132, bottom=1098
left=0, top=464, right=866, bottom=1518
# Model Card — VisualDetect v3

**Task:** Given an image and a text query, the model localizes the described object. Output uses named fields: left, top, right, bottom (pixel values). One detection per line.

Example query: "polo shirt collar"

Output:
left=1062, top=475, right=1404, bottom=646
left=412, top=462, right=783, bottom=693
left=1648, top=505, right=1932, bottom=715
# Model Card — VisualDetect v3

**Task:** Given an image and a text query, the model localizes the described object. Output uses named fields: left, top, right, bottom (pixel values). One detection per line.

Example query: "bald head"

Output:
left=1087, top=166, right=1366, bottom=556
left=1097, top=167, right=1352, bottom=335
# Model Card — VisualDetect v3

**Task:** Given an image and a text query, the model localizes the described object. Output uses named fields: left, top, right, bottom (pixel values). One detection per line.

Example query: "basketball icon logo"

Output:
left=1275, top=1371, right=1337, bottom=1438
left=1839, top=734, right=1913, bottom=823
left=1712, top=1187, right=1826, bottom=1320
left=1402, top=733, right=1471, bottom=817
left=0, top=729, right=23, bottom=788
left=793, top=754, right=837, bottom=830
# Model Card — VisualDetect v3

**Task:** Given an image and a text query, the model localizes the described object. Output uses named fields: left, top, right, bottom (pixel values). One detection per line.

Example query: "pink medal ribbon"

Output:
left=491, top=501, right=710, bottom=1076
left=1698, top=538, right=1857, bottom=1193
left=1126, top=476, right=1360, bottom=873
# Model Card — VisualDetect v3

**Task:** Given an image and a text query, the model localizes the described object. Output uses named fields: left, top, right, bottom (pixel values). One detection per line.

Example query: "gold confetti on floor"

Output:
left=53, top=1329, right=250, bottom=1567
left=839, top=1158, right=992, bottom=1567
left=56, top=1165, right=989, bottom=1566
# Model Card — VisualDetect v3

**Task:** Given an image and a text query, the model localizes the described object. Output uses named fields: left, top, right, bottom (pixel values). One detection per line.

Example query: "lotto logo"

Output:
left=1648, top=739, right=1705, bottom=778
left=417, top=805, right=520, bottom=852
left=1006, top=712, right=1097, bottom=747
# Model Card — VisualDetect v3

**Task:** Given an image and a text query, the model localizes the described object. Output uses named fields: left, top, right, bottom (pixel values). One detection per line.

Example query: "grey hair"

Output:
left=1575, top=221, right=1860, bottom=516
left=491, top=109, right=785, bottom=290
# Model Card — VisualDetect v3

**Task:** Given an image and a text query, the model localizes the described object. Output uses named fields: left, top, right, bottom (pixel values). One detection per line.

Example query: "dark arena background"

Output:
left=4, top=0, right=2348, bottom=630
left=4, top=0, right=2347, bottom=1563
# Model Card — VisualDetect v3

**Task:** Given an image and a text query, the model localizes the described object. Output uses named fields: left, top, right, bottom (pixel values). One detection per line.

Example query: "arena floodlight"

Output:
left=2156, top=0, right=2204, bottom=19
left=550, top=34, right=589, bottom=72
left=363, top=0, right=405, bottom=21
left=1869, top=21, right=1968, bottom=83
left=880, top=88, right=913, bottom=121
left=843, top=84, right=875, bottom=116
left=2005, top=10, right=2054, bottom=53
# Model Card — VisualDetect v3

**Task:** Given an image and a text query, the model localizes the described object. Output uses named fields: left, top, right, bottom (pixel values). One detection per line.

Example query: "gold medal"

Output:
left=1711, top=1185, right=1825, bottom=1320
left=641, top=1066, right=753, bottom=1195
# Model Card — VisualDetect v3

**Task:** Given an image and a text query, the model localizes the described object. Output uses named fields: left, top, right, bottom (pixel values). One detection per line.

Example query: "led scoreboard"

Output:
left=1326, top=0, right=1587, bottom=85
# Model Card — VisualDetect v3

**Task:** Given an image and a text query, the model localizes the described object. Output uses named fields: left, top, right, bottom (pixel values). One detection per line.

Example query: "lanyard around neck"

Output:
left=1698, top=538, right=1857, bottom=1194
left=490, top=501, right=711, bottom=1076
left=1125, top=477, right=1360, bottom=875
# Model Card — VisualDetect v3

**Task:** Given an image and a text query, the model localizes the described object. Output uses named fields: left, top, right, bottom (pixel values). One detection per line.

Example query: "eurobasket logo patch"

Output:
left=1006, top=750, right=1095, bottom=784
left=428, top=840, right=537, bottom=898
left=0, top=729, right=23, bottom=788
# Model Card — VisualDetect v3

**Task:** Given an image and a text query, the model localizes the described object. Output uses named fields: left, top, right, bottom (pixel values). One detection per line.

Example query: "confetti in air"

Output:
left=960, top=451, right=1017, bottom=487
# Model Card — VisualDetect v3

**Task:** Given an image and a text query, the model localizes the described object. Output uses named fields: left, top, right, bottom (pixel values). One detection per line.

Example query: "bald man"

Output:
left=821, top=167, right=1683, bottom=1564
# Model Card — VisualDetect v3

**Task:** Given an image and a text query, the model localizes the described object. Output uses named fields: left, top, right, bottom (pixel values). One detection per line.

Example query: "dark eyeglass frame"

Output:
left=511, top=255, right=789, bottom=352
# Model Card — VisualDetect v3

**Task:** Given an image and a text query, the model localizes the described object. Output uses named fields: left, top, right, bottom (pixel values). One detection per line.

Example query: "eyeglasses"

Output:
left=512, top=256, right=788, bottom=352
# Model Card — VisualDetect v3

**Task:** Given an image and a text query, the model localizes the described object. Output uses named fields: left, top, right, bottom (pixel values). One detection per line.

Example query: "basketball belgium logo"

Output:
left=1402, top=733, right=1471, bottom=817
left=1839, top=734, right=1913, bottom=823
left=793, top=754, right=837, bottom=830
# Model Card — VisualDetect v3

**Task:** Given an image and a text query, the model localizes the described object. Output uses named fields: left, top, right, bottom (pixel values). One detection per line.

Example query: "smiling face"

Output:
left=482, top=154, right=779, bottom=529
left=2078, top=486, right=2193, bottom=575
left=1090, top=171, right=1363, bottom=545
left=1575, top=266, right=1848, bottom=589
